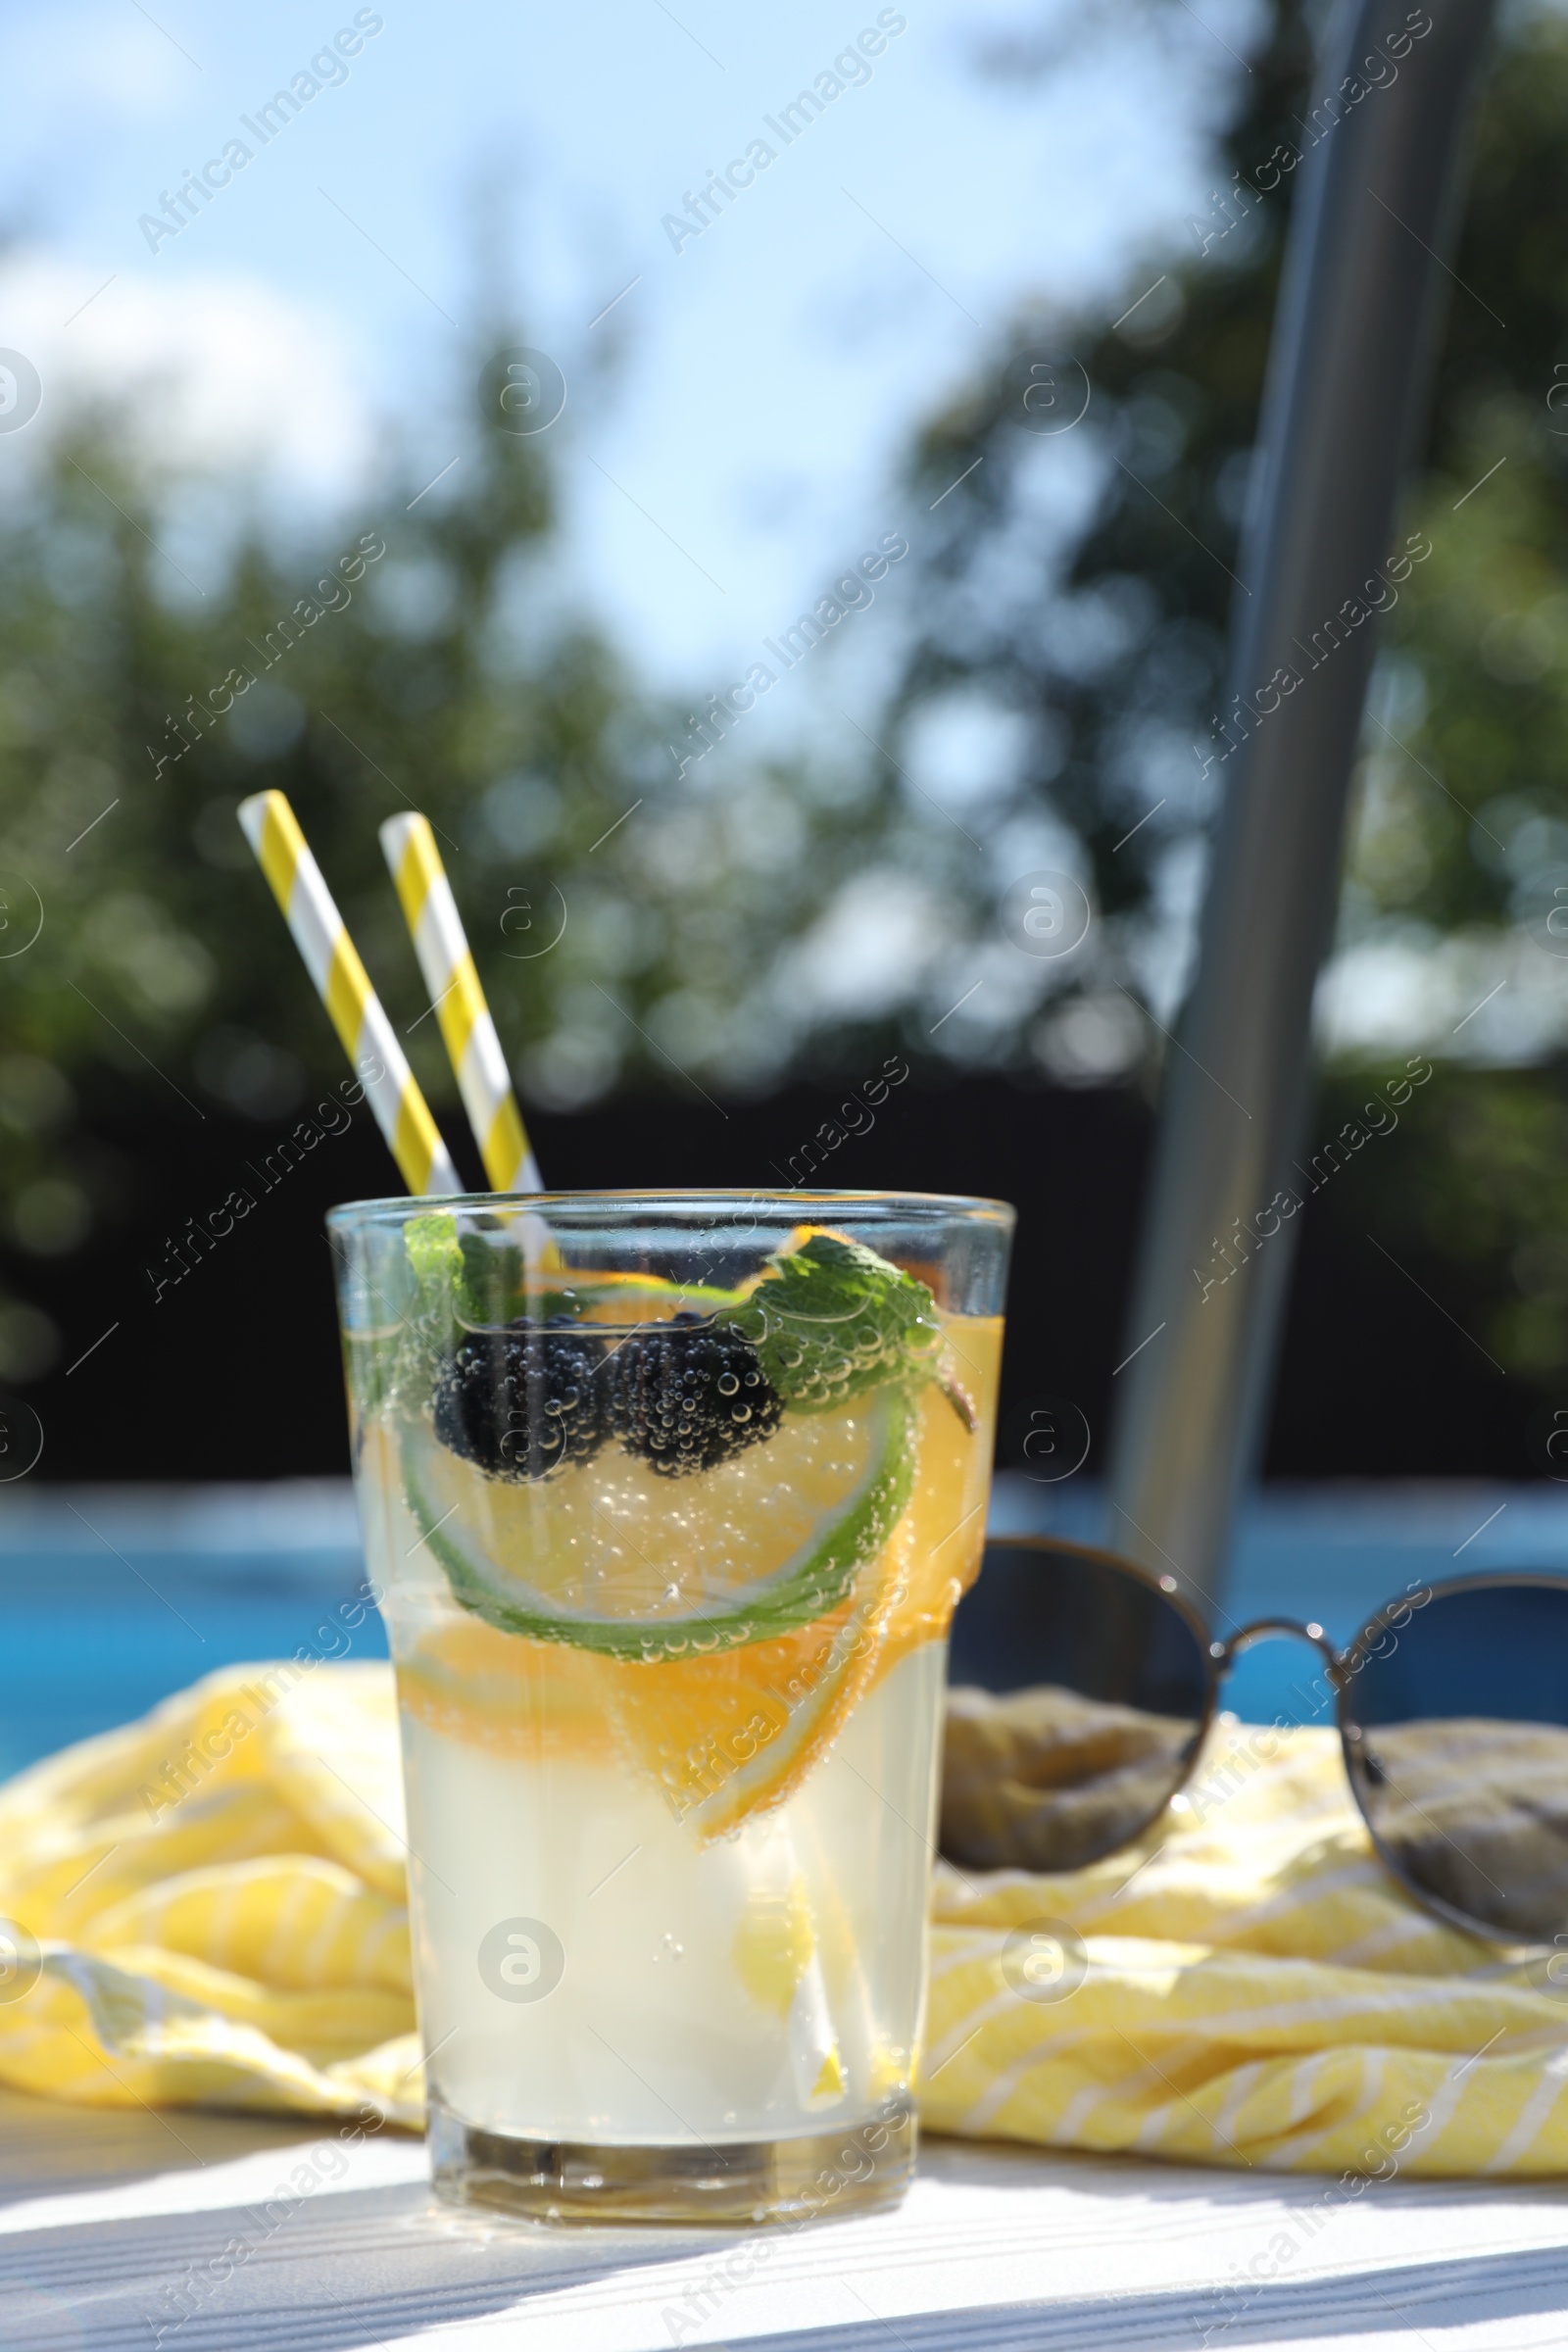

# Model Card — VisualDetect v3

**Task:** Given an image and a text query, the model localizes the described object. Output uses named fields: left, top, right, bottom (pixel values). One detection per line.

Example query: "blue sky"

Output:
left=0, top=0, right=1253, bottom=707
left=7, top=5, right=1563, bottom=1074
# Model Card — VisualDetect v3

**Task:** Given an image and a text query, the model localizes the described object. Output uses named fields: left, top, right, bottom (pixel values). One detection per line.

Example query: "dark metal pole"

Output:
left=1104, top=0, right=1497, bottom=1599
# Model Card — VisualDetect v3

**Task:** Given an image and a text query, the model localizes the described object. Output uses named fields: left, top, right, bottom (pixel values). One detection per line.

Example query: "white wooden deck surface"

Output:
left=3, top=2087, right=1565, bottom=2351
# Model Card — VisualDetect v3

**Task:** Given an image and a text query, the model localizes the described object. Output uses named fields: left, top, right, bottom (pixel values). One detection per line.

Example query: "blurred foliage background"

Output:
left=5, top=0, right=1568, bottom=1432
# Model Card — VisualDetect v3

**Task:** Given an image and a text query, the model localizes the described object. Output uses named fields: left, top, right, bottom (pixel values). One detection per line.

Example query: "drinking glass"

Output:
left=329, top=1189, right=1011, bottom=2221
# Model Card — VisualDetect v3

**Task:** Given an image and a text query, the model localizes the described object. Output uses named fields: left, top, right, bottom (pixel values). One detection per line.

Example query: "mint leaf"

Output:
left=406, top=1216, right=528, bottom=1327
left=345, top=1213, right=465, bottom=1431
left=457, top=1231, right=525, bottom=1326
left=391, top=1211, right=485, bottom=1408
left=731, top=1233, right=942, bottom=1412
left=406, top=1210, right=466, bottom=1307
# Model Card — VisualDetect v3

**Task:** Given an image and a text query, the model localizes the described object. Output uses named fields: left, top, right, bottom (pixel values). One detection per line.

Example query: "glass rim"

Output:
left=326, top=1186, right=1017, bottom=1233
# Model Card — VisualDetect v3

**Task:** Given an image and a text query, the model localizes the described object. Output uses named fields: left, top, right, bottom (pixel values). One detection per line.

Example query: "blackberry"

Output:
left=604, top=1312, right=783, bottom=1477
left=432, top=1317, right=608, bottom=1482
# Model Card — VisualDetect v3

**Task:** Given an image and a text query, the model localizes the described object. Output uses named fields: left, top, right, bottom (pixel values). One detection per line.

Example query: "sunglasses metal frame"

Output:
left=976, top=1537, right=1568, bottom=1956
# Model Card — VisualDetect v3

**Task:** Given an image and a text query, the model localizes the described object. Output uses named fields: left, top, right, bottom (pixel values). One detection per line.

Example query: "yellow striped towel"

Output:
left=0, top=1662, right=420, bottom=2128
left=1, top=1667, right=1565, bottom=2173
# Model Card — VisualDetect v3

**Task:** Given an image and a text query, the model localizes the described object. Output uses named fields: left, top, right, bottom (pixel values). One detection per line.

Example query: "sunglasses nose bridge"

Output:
left=1211, top=1616, right=1343, bottom=1684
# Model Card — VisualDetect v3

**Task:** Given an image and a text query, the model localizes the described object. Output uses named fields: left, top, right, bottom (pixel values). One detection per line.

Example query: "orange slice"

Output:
left=396, top=1616, right=616, bottom=1765
left=874, top=1313, right=1004, bottom=1684
left=395, top=1549, right=906, bottom=1839
left=605, top=1516, right=912, bottom=1840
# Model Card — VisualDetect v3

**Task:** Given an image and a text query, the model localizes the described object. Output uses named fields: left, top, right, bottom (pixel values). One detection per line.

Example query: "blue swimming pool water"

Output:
left=1, top=1476, right=1564, bottom=1779
left=0, top=1483, right=384, bottom=1782
left=992, top=1475, right=1568, bottom=1729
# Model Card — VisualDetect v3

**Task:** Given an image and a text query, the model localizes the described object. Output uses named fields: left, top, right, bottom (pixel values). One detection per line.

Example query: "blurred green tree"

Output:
left=874, top=0, right=1568, bottom=1382
left=0, top=372, right=884, bottom=1369
left=8, top=0, right=1568, bottom=1405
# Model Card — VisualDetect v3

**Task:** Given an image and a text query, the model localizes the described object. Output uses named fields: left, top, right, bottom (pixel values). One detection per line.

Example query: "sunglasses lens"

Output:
left=943, top=1540, right=1209, bottom=1872
left=1345, top=1580, right=1568, bottom=1943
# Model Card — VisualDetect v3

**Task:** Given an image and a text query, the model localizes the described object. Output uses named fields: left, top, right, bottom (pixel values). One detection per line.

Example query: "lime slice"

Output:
left=401, top=1385, right=915, bottom=1660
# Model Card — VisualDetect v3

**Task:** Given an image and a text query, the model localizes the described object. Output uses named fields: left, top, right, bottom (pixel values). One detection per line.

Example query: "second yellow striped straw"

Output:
left=379, top=812, right=543, bottom=1195
left=237, top=790, right=461, bottom=1197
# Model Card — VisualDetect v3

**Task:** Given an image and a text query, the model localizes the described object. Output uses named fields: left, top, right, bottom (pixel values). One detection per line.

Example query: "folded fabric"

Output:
left=927, top=1696, right=1568, bottom=2175
left=0, top=1662, right=421, bottom=2128
left=1, top=1662, right=1564, bottom=2173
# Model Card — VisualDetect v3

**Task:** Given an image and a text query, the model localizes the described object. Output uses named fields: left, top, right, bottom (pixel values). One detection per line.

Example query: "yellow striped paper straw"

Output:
left=237, top=791, right=462, bottom=1197
left=378, top=811, right=543, bottom=1195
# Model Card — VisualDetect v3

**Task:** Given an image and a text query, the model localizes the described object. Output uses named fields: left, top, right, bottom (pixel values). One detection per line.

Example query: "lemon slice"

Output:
left=401, top=1385, right=915, bottom=1661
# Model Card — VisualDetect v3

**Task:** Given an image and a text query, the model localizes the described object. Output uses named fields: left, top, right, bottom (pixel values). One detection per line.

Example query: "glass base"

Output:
left=428, top=2093, right=917, bottom=2225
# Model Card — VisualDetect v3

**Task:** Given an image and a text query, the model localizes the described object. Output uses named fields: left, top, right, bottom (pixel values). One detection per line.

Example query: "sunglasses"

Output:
left=944, top=1536, right=1568, bottom=1953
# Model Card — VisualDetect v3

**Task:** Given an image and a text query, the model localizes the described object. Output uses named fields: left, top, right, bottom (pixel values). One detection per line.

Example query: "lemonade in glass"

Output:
left=330, top=1190, right=1010, bottom=2221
